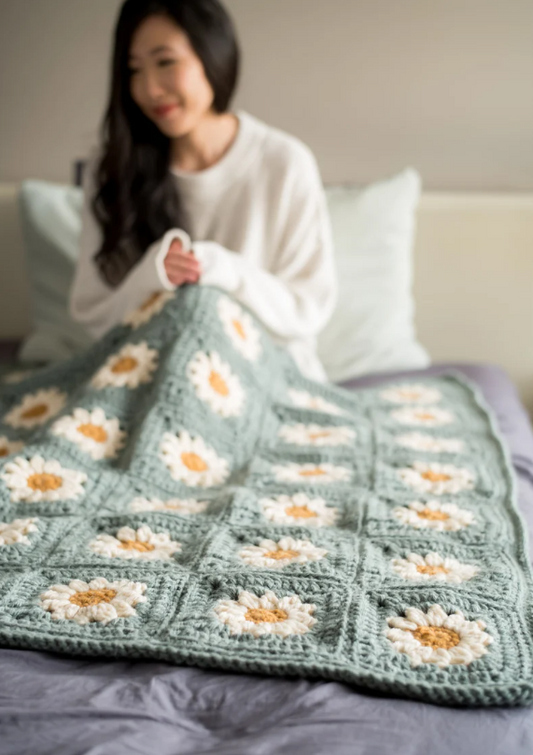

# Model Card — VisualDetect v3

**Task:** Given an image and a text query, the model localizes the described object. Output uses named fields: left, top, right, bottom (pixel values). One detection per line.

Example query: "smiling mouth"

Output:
left=154, top=105, right=179, bottom=118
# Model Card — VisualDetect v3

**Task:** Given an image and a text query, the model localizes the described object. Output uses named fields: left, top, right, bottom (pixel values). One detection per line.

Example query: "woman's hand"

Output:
left=163, top=237, right=202, bottom=287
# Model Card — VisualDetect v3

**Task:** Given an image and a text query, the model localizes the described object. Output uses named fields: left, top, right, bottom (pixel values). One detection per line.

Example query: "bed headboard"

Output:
left=0, top=182, right=532, bottom=415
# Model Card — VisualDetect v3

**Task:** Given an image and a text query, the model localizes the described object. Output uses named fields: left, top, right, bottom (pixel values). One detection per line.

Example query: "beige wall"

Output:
left=0, top=0, right=532, bottom=190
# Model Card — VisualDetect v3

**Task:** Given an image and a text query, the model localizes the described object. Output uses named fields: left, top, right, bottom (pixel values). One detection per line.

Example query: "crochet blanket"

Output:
left=0, top=285, right=532, bottom=708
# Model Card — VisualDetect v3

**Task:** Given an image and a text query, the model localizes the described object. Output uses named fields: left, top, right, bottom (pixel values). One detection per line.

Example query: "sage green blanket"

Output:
left=0, top=285, right=532, bottom=707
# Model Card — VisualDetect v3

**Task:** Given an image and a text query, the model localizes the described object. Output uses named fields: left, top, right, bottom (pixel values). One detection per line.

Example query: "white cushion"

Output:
left=318, top=168, right=430, bottom=381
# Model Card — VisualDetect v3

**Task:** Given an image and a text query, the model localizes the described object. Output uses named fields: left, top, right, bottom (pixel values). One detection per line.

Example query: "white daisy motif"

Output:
left=3, top=388, right=67, bottom=429
left=381, top=384, right=442, bottom=405
left=395, top=433, right=465, bottom=454
left=239, top=537, right=328, bottom=569
left=273, top=462, right=352, bottom=484
left=0, top=455, right=87, bottom=503
left=391, top=552, right=480, bottom=583
left=39, top=577, right=147, bottom=626
left=288, top=389, right=343, bottom=416
left=398, top=461, right=475, bottom=495
left=217, top=296, right=261, bottom=361
left=88, top=525, right=181, bottom=561
left=91, top=342, right=158, bottom=390
left=2, top=370, right=35, bottom=384
left=391, top=406, right=455, bottom=427
left=51, top=407, right=126, bottom=460
left=0, top=517, right=38, bottom=546
left=187, top=351, right=245, bottom=417
left=392, top=500, right=475, bottom=532
left=278, top=423, right=355, bottom=447
left=129, top=496, right=209, bottom=515
left=159, top=430, right=229, bottom=487
left=260, top=492, right=339, bottom=527
left=123, top=291, right=175, bottom=329
left=385, top=604, right=493, bottom=668
left=0, top=436, right=25, bottom=459
left=214, top=589, right=316, bottom=638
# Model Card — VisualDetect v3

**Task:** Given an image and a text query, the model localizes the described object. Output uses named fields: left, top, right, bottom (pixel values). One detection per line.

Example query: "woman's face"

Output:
left=128, top=14, right=215, bottom=137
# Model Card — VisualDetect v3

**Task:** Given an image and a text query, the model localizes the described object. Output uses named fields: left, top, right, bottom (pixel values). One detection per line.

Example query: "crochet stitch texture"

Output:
left=0, top=285, right=532, bottom=707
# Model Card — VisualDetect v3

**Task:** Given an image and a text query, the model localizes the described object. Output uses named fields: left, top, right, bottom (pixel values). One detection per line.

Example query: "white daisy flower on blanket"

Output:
left=239, top=537, right=328, bottom=569
left=392, top=500, right=475, bottom=531
left=395, top=432, right=465, bottom=454
left=2, top=369, right=35, bottom=384
left=88, top=525, right=181, bottom=561
left=214, top=589, right=316, bottom=638
left=123, top=291, right=175, bottom=329
left=217, top=296, right=262, bottom=362
left=91, top=342, right=158, bottom=389
left=159, top=431, right=230, bottom=487
left=0, top=436, right=25, bottom=459
left=3, top=388, right=67, bottom=429
left=51, top=407, right=127, bottom=460
left=260, top=492, right=339, bottom=527
left=129, top=496, right=209, bottom=515
left=391, top=406, right=455, bottom=427
left=391, top=552, right=479, bottom=583
left=1, top=456, right=87, bottom=503
left=187, top=351, right=245, bottom=417
left=0, top=517, right=38, bottom=546
left=273, top=462, right=352, bottom=484
left=40, top=577, right=147, bottom=626
left=380, top=384, right=442, bottom=405
left=385, top=604, right=492, bottom=668
left=287, top=389, right=343, bottom=416
left=398, top=461, right=475, bottom=495
left=278, top=423, right=355, bottom=447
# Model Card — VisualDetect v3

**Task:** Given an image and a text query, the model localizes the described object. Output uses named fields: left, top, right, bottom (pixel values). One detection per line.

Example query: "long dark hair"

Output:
left=91, top=0, right=240, bottom=286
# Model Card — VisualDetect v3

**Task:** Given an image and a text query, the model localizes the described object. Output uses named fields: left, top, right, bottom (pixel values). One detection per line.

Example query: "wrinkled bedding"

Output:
left=0, top=361, right=532, bottom=754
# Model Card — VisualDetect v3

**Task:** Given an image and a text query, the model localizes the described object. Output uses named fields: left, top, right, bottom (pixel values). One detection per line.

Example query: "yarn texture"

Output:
left=0, top=285, right=532, bottom=707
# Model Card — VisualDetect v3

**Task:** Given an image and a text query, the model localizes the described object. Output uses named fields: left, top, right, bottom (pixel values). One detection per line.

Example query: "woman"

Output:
left=70, top=0, right=337, bottom=382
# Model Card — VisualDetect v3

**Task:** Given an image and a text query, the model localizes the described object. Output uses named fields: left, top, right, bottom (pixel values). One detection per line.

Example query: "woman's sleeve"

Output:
left=69, top=154, right=189, bottom=341
left=191, top=148, right=338, bottom=342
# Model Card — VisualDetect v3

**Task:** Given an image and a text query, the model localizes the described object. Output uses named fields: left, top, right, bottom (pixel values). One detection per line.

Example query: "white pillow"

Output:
left=318, top=168, right=430, bottom=382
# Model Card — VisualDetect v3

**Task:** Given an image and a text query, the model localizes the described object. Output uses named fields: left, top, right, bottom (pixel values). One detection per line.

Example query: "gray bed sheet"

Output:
left=1, top=362, right=533, bottom=755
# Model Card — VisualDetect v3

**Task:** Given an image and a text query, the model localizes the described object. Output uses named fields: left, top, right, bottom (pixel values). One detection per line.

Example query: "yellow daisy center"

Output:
left=77, top=423, right=108, bottom=443
left=141, top=292, right=161, bottom=310
left=299, top=467, right=326, bottom=477
left=27, top=473, right=63, bottom=492
left=21, top=403, right=48, bottom=420
left=416, top=412, right=435, bottom=421
left=308, top=432, right=331, bottom=440
left=232, top=319, right=246, bottom=340
left=245, top=607, right=288, bottom=624
left=417, top=508, right=449, bottom=521
left=264, top=548, right=299, bottom=560
left=69, top=588, right=117, bottom=607
left=0, top=447, right=8, bottom=458
left=421, top=471, right=452, bottom=483
left=181, top=452, right=208, bottom=472
left=209, top=370, right=229, bottom=396
left=411, top=625, right=461, bottom=650
left=285, top=505, right=317, bottom=519
left=119, top=540, right=155, bottom=553
left=111, top=357, right=138, bottom=374
left=416, top=564, right=449, bottom=576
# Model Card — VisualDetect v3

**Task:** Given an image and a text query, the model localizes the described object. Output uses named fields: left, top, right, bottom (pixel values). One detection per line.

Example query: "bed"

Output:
left=0, top=364, right=529, bottom=754
left=0, top=176, right=533, bottom=754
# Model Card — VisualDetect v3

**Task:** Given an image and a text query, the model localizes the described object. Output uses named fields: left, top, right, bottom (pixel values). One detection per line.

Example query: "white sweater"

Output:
left=69, top=109, right=338, bottom=382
